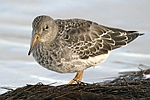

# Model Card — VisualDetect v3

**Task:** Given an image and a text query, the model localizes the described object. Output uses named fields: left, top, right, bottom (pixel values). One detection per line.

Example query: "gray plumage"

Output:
left=28, top=15, right=143, bottom=73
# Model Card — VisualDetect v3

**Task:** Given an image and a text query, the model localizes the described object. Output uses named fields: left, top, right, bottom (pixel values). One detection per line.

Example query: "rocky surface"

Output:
left=1, top=69, right=150, bottom=100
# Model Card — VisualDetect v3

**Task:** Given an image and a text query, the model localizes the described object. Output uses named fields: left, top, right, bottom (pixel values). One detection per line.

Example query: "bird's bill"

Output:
left=28, top=33, right=40, bottom=55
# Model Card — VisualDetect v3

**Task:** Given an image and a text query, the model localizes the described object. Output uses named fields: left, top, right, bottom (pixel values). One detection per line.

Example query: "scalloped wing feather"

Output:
left=55, top=19, right=142, bottom=59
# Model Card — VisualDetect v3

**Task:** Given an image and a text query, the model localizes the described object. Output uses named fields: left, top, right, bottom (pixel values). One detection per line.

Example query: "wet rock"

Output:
left=1, top=69, right=150, bottom=100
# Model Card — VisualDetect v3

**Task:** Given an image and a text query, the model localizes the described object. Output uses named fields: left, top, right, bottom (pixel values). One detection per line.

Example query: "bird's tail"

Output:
left=126, top=31, right=144, bottom=44
left=110, top=31, right=144, bottom=50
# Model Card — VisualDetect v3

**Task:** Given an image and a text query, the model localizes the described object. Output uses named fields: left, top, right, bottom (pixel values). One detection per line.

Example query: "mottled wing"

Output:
left=101, top=25, right=143, bottom=49
left=55, top=19, right=142, bottom=59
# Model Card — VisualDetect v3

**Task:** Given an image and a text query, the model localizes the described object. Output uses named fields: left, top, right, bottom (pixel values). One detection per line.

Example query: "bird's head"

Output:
left=28, top=15, right=58, bottom=55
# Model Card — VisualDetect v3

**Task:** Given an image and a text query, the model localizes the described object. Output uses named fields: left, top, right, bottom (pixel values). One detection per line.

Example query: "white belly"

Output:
left=59, top=52, right=110, bottom=73
left=81, top=52, right=110, bottom=67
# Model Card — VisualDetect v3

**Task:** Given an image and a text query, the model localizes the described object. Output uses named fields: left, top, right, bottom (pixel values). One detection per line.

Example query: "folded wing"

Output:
left=56, top=19, right=143, bottom=59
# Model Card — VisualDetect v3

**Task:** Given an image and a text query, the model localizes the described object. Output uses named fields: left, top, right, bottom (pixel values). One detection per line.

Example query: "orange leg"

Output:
left=68, top=71, right=84, bottom=84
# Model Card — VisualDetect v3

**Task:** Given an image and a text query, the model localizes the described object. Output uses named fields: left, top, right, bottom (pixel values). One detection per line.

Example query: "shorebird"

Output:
left=28, top=15, right=143, bottom=84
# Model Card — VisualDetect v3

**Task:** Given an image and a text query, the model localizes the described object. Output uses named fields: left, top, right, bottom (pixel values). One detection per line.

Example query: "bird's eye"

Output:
left=45, top=25, right=49, bottom=29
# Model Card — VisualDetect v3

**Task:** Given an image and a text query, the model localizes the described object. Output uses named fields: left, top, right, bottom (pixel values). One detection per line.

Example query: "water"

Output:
left=0, top=0, right=150, bottom=94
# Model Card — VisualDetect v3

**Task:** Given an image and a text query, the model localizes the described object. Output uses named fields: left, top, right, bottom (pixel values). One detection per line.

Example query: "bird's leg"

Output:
left=68, top=71, right=83, bottom=84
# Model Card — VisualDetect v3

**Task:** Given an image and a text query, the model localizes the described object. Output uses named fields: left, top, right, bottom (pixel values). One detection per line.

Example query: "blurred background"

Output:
left=0, top=0, right=150, bottom=94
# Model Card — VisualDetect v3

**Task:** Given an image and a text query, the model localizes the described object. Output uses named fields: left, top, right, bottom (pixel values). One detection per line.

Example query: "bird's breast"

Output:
left=32, top=42, right=110, bottom=73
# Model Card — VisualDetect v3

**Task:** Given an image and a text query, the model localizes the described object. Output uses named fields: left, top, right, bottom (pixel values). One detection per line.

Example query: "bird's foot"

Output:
left=68, top=71, right=83, bottom=84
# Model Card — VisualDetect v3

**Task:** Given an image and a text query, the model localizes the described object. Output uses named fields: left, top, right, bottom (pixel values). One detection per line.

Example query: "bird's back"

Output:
left=54, top=19, right=143, bottom=59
